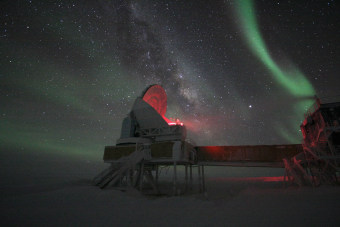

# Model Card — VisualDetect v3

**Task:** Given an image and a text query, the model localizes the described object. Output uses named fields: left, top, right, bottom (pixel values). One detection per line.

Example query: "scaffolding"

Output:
left=284, top=97, right=340, bottom=186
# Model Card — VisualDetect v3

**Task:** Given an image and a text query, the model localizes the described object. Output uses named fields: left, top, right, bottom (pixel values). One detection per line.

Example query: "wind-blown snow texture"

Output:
left=1, top=150, right=339, bottom=226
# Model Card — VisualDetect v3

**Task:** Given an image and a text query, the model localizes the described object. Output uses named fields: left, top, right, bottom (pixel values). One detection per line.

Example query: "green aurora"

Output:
left=1, top=19, right=140, bottom=160
left=235, top=0, right=316, bottom=143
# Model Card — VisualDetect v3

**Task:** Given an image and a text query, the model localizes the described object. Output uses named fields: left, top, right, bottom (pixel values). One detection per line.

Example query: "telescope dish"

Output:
left=141, top=84, right=167, bottom=117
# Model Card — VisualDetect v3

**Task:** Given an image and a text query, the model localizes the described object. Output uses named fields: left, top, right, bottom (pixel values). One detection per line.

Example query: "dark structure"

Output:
left=301, top=98, right=340, bottom=155
left=93, top=85, right=196, bottom=195
left=94, top=85, right=307, bottom=194
left=284, top=97, right=340, bottom=186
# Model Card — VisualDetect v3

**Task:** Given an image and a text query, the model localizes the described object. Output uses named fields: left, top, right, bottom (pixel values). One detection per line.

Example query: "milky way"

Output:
left=1, top=0, right=339, bottom=160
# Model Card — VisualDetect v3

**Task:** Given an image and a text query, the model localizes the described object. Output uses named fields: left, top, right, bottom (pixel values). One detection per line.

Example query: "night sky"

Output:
left=1, top=0, right=339, bottom=160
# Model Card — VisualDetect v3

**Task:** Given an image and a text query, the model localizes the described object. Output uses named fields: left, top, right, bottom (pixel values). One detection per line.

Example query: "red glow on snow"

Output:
left=211, top=176, right=284, bottom=182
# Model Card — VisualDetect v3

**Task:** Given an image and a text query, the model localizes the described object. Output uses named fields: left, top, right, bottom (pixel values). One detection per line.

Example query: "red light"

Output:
left=142, top=85, right=167, bottom=117
left=142, top=85, right=184, bottom=127
left=167, top=121, right=184, bottom=126
left=205, top=146, right=221, bottom=153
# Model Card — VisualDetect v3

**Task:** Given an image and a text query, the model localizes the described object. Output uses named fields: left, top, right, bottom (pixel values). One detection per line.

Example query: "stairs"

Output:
left=93, top=145, right=149, bottom=189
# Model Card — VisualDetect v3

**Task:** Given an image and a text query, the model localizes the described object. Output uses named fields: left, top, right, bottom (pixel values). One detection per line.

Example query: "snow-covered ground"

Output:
left=1, top=150, right=339, bottom=226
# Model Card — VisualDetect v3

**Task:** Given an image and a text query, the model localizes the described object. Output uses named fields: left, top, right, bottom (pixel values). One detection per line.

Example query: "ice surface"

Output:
left=1, top=150, right=339, bottom=226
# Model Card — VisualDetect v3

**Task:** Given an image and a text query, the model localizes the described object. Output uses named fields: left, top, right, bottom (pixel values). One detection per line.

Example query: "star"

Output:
left=0, top=0, right=337, bottom=153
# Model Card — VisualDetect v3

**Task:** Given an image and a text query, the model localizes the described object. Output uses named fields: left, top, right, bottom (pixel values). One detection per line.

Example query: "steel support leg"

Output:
left=185, top=165, right=188, bottom=192
left=202, top=165, right=205, bottom=193
left=155, top=165, right=159, bottom=183
left=173, top=162, right=177, bottom=195
left=198, top=164, right=202, bottom=193
left=190, top=164, right=193, bottom=191
left=139, top=161, right=144, bottom=191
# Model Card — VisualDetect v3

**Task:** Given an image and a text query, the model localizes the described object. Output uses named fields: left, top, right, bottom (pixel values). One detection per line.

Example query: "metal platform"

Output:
left=94, top=85, right=313, bottom=195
